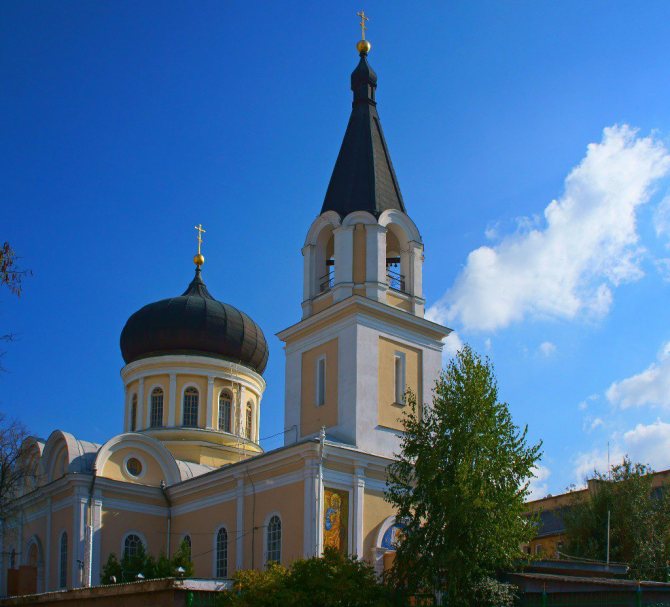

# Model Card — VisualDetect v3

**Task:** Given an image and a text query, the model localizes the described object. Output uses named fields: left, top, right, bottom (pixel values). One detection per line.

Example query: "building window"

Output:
left=245, top=402, right=253, bottom=440
left=150, top=388, right=164, bottom=428
left=535, top=544, right=543, bottom=556
left=266, top=515, right=281, bottom=564
left=124, top=534, right=144, bottom=559
left=59, top=532, right=67, bottom=588
left=316, top=356, right=326, bottom=406
left=130, top=394, right=137, bottom=431
left=183, top=387, right=199, bottom=427
left=126, top=457, right=142, bottom=477
left=394, top=353, right=406, bottom=405
left=218, top=392, right=232, bottom=433
left=216, top=528, right=228, bottom=578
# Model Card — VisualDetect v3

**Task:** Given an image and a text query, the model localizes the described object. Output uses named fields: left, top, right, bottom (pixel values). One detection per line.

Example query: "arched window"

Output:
left=59, top=532, right=67, bottom=588
left=385, top=228, right=405, bottom=292
left=245, top=402, right=253, bottom=440
left=130, top=394, right=137, bottom=431
left=150, top=388, right=164, bottom=428
left=266, top=515, right=281, bottom=564
left=218, top=391, right=232, bottom=433
left=183, top=387, right=199, bottom=427
left=124, top=534, right=143, bottom=559
left=316, top=227, right=335, bottom=294
left=216, top=527, right=228, bottom=578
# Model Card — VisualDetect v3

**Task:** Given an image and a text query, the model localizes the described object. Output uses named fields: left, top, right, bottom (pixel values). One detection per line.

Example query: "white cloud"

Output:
left=539, top=341, right=556, bottom=357
left=528, top=464, right=551, bottom=500
left=606, top=341, right=670, bottom=409
left=573, top=419, right=670, bottom=483
left=427, top=125, right=670, bottom=331
left=654, top=195, right=670, bottom=243
left=441, top=331, right=463, bottom=361
left=484, top=338, right=492, bottom=351
left=655, top=258, right=670, bottom=281
left=578, top=394, right=599, bottom=410
left=623, top=419, right=670, bottom=468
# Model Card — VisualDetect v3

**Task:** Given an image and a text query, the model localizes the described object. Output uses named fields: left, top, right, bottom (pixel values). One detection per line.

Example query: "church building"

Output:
left=2, top=28, right=450, bottom=596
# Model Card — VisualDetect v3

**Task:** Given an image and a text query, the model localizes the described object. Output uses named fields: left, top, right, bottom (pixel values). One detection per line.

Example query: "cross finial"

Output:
left=193, top=223, right=206, bottom=267
left=357, top=10, right=369, bottom=40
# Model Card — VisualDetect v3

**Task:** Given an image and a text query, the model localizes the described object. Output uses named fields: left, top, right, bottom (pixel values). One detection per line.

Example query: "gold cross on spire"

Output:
left=357, top=10, right=369, bottom=40
left=193, top=223, right=206, bottom=267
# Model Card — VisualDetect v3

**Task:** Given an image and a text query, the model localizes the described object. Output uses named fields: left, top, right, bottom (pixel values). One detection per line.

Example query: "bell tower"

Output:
left=278, top=32, right=450, bottom=459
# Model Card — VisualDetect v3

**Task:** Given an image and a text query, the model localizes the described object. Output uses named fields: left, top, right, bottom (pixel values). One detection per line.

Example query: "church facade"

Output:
left=2, top=35, right=450, bottom=596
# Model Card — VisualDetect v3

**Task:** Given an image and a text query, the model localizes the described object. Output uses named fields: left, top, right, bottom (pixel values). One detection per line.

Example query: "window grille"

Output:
left=266, top=515, right=281, bottom=564
left=216, top=528, right=228, bottom=578
left=150, top=388, right=163, bottom=428
left=124, top=534, right=143, bottom=559
left=183, top=387, right=199, bottom=427
left=218, top=392, right=232, bottom=433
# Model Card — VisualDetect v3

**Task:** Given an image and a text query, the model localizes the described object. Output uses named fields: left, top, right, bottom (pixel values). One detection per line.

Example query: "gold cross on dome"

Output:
left=194, top=223, right=206, bottom=255
left=357, top=10, right=369, bottom=40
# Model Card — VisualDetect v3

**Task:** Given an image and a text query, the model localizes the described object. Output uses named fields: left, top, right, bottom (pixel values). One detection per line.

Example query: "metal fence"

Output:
left=518, top=590, right=670, bottom=607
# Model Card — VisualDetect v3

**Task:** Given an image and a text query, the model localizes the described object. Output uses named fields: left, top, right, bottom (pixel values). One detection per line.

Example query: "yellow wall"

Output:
left=363, top=489, right=396, bottom=558
left=301, top=338, right=339, bottom=436
left=50, top=506, right=72, bottom=589
left=244, top=481, right=305, bottom=568
left=144, top=375, right=170, bottom=427
left=176, top=375, right=207, bottom=428
left=99, top=447, right=167, bottom=486
left=386, top=291, right=412, bottom=313
left=377, top=337, right=422, bottom=431
left=173, top=500, right=237, bottom=577
left=311, top=293, right=334, bottom=315
left=100, top=508, right=166, bottom=563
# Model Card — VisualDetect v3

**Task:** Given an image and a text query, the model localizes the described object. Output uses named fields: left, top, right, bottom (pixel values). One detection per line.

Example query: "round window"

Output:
left=126, top=457, right=142, bottom=477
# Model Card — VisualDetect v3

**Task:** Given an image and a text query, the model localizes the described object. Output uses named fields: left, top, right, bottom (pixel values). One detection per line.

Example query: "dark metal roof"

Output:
left=120, top=268, right=269, bottom=374
left=320, top=50, right=406, bottom=218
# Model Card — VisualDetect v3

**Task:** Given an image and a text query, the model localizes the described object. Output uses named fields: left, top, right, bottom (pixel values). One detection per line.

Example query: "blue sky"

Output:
left=3, top=1, right=670, bottom=497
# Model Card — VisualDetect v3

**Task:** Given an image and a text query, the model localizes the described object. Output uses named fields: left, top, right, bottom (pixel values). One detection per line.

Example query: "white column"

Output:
left=235, top=477, right=244, bottom=570
left=168, top=374, right=177, bottom=427
left=123, top=390, right=129, bottom=432
left=137, top=378, right=145, bottom=431
left=90, top=491, right=102, bottom=586
left=206, top=376, right=214, bottom=429
left=409, top=241, right=424, bottom=316
left=45, top=497, right=52, bottom=590
left=353, top=467, right=365, bottom=559
left=302, top=244, right=315, bottom=318
left=364, top=224, right=387, bottom=301
left=332, top=225, right=354, bottom=303
left=237, top=385, right=246, bottom=436
left=255, top=395, right=261, bottom=443
left=302, top=459, right=320, bottom=558
left=72, top=491, right=87, bottom=588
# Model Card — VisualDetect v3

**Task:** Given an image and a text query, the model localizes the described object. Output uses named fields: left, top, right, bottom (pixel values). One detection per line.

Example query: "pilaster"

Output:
left=353, top=467, right=365, bottom=559
left=137, top=377, right=145, bottom=431
left=364, top=224, right=388, bottom=301
left=235, top=477, right=244, bottom=570
left=206, top=376, right=214, bottom=429
left=332, top=225, right=354, bottom=302
left=168, top=373, right=177, bottom=426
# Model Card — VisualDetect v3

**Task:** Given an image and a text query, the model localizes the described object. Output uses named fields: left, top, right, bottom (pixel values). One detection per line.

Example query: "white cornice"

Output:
left=120, top=355, right=266, bottom=391
left=276, top=295, right=450, bottom=343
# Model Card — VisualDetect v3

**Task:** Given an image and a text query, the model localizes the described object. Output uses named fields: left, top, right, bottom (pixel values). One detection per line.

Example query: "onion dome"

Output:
left=120, top=266, right=269, bottom=374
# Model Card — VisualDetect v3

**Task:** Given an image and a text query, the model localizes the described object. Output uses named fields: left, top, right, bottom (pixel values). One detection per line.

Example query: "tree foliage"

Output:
left=0, top=242, right=28, bottom=297
left=563, top=457, right=670, bottom=581
left=100, top=538, right=194, bottom=584
left=385, top=345, right=541, bottom=606
left=217, top=547, right=396, bottom=607
left=0, top=412, right=34, bottom=520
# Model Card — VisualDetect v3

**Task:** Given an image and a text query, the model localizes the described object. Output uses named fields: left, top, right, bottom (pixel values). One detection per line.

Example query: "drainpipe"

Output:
left=85, top=465, right=97, bottom=587
left=160, top=481, right=172, bottom=557
left=317, top=427, right=326, bottom=557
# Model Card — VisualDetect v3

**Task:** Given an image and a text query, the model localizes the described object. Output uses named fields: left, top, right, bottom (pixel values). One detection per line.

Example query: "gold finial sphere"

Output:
left=356, top=39, right=371, bottom=54
left=194, top=253, right=205, bottom=266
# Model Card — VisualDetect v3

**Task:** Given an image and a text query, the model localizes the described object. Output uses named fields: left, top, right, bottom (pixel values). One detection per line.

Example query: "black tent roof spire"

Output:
left=320, top=22, right=406, bottom=218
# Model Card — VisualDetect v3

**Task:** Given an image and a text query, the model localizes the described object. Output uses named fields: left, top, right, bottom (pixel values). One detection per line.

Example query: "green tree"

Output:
left=218, top=547, right=395, bottom=607
left=385, top=345, right=541, bottom=606
left=1, top=242, right=30, bottom=372
left=100, top=539, right=194, bottom=584
left=563, top=457, right=670, bottom=581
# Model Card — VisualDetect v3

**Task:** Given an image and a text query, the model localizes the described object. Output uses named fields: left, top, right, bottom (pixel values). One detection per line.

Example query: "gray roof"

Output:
left=320, top=50, right=406, bottom=218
